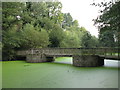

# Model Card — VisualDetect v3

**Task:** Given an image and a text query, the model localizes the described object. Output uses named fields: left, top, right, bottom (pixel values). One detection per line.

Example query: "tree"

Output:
left=2, top=1, right=100, bottom=60
left=49, top=24, right=65, bottom=47
left=2, top=2, right=25, bottom=31
left=62, top=13, right=73, bottom=28
left=99, top=30, right=115, bottom=47
left=60, top=30, right=80, bottom=48
left=93, top=1, right=120, bottom=47
left=2, top=25, right=23, bottom=60
left=2, top=1, right=64, bottom=60
left=29, top=1, right=63, bottom=26
left=90, top=36, right=99, bottom=47
left=81, top=31, right=99, bottom=48
left=72, top=20, right=79, bottom=27
left=21, top=24, right=49, bottom=49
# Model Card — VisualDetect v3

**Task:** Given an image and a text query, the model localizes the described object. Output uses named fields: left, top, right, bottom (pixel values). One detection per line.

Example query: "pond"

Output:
left=2, top=57, right=119, bottom=88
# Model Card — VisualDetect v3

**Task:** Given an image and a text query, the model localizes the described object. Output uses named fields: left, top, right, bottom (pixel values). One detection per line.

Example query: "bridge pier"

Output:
left=26, top=54, right=45, bottom=63
left=26, top=54, right=55, bottom=63
left=73, top=55, right=104, bottom=67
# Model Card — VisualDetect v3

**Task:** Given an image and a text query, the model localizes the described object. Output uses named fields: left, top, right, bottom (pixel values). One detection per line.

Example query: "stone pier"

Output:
left=26, top=54, right=55, bottom=63
left=73, top=55, right=104, bottom=67
left=26, top=54, right=104, bottom=67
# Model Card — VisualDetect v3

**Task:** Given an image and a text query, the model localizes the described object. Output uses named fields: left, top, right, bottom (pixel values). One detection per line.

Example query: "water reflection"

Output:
left=104, top=59, right=119, bottom=68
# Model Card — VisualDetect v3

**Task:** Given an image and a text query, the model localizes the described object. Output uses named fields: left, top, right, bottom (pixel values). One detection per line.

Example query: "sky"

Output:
left=59, top=0, right=110, bottom=37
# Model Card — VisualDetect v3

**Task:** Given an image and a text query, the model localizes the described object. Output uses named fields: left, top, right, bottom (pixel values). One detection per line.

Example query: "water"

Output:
left=104, top=59, right=119, bottom=68
left=2, top=57, right=119, bottom=88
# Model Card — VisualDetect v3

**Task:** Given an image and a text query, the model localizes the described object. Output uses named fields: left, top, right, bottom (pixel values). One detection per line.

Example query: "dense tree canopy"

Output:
left=2, top=1, right=99, bottom=60
left=49, top=24, right=65, bottom=47
left=93, top=1, right=120, bottom=47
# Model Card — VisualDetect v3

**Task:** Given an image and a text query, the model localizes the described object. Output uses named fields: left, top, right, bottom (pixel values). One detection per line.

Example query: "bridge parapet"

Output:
left=17, top=48, right=119, bottom=56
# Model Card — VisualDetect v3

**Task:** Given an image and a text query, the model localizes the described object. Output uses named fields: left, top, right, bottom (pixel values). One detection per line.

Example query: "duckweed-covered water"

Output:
left=2, top=57, right=119, bottom=88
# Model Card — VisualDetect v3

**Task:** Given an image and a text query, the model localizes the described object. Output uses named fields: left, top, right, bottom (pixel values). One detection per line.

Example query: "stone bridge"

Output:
left=17, top=48, right=120, bottom=67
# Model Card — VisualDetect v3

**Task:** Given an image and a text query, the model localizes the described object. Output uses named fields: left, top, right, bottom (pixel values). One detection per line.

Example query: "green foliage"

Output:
left=72, top=20, right=79, bottom=27
left=60, top=31, right=80, bottom=48
left=62, top=13, right=73, bottom=28
left=81, top=31, right=99, bottom=48
left=49, top=24, right=64, bottom=47
left=21, top=24, right=49, bottom=48
left=93, top=1, right=120, bottom=47
left=2, top=2, right=25, bottom=30
left=99, top=31, right=115, bottom=47
left=2, top=2, right=63, bottom=60
left=2, top=26, right=23, bottom=60
left=90, top=36, right=99, bottom=47
left=41, top=17, right=54, bottom=30
left=2, top=1, right=99, bottom=60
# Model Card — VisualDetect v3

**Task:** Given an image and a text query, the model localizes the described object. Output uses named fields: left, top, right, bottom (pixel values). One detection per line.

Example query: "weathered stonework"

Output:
left=26, top=54, right=55, bottom=63
left=73, top=55, right=104, bottom=67
left=26, top=54, right=104, bottom=66
left=26, top=54, right=46, bottom=63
